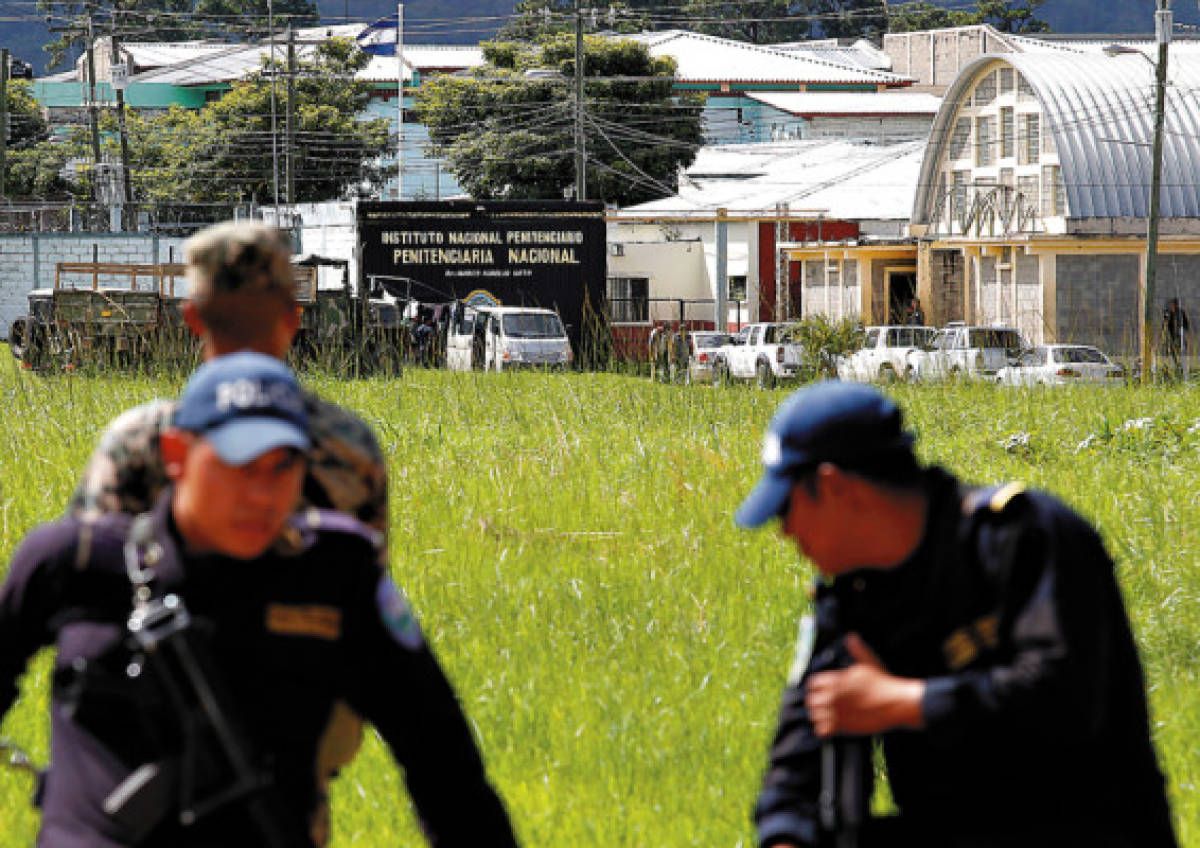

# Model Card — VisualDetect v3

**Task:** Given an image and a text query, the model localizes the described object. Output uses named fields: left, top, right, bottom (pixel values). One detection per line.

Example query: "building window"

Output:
left=952, top=170, right=971, bottom=222
left=1000, top=167, right=1014, bottom=188
left=998, top=67, right=1014, bottom=95
left=1042, top=165, right=1065, bottom=216
left=205, top=89, right=224, bottom=103
left=1000, top=107, right=1014, bottom=159
left=1018, top=175, right=1039, bottom=212
left=950, top=117, right=971, bottom=160
left=974, top=71, right=997, bottom=106
left=1017, top=74, right=1035, bottom=101
left=975, top=116, right=995, bottom=167
left=1019, top=114, right=1040, bottom=165
left=607, top=276, right=649, bottom=323
left=728, top=275, right=747, bottom=301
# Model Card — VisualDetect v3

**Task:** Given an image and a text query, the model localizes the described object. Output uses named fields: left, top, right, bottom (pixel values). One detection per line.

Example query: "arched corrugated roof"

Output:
left=913, top=52, right=1200, bottom=223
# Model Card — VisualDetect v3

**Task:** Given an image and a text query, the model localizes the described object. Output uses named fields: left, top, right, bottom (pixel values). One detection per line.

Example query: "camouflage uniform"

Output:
left=69, top=392, right=389, bottom=553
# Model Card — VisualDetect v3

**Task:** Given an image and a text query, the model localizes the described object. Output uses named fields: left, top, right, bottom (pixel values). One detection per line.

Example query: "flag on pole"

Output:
left=356, top=16, right=398, bottom=56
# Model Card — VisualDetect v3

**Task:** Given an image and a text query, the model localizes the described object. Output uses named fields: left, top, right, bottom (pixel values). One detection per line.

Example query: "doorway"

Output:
left=886, top=269, right=918, bottom=324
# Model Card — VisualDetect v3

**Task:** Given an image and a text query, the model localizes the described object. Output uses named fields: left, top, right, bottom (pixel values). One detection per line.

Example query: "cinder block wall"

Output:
left=0, top=234, right=187, bottom=338
left=1055, top=254, right=1139, bottom=355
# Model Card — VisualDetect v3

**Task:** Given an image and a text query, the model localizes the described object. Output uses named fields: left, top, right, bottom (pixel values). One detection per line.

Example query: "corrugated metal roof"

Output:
left=914, top=52, right=1200, bottom=222
left=748, top=91, right=941, bottom=117
left=624, top=31, right=910, bottom=86
left=619, top=139, right=924, bottom=222
left=771, top=38, right=893, bottom=72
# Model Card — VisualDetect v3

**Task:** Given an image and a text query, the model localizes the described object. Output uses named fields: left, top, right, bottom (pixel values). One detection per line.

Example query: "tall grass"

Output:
left=0, top=356, right=1196, bottom=845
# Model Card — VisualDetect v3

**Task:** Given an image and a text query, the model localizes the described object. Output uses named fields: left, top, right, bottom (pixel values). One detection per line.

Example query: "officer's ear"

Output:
left=160, top=428, right=195, bottom=481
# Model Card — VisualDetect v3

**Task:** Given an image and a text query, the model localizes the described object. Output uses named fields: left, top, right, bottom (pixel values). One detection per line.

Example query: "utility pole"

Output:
left=110, top=29, right=134, bottom=218
left=286, top=24, right=296, bottom=205
left=1143, top=0, right=1171, bottom=382
left=716, top=207, right=728, bottom=332
left=574, top=0, right=586, bottom=202
left=1, top=48, right=8, bottom=200
left=85, top=5, right=103, bottom=204
left=396, top=3, right=404, bottom=201
left=268, top=0, right=280, bottom=215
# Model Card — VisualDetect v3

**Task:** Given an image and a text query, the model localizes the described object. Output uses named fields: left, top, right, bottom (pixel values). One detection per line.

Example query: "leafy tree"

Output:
left=887, top=2, right=976, bottom=32
left=887, top=0, right=1048, bottom=34
left=2, top=80, right=76, bottom=198
left=816, top=0, right=889, bottom=39
left=53, top=37, right=389, bottom=203
left=416, top=35, right=702, bottom=206
left=975, top=0, right=1049, bottom=34
left=38, top=0, right=317, bottom=69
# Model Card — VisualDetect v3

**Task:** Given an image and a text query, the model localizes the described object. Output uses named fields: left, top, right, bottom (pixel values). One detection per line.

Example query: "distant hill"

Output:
left=2, top=0, right=1197, bottom=75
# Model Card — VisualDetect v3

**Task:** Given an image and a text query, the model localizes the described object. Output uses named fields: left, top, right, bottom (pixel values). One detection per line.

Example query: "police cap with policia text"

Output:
left=174, top=352, right=310, bottom=466
left=735, top=381, right=915, bottom=528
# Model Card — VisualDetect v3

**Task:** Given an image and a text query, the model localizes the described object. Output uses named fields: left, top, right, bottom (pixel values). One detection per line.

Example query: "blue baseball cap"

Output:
left=174, top=352, right=310, bottom=466
left=734, top=381, right=915, bottom=529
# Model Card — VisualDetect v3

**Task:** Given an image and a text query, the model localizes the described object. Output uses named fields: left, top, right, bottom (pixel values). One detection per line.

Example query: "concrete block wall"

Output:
left=0, top=233, right=187, bottom=338
left=1055, top=254, right=1139, bottom=355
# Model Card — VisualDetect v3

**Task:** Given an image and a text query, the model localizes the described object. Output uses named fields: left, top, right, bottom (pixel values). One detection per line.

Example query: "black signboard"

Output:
left=357, top=200, right=607, bottom=350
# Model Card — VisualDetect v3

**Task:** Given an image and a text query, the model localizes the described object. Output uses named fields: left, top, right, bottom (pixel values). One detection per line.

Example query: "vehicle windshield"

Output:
left=502, top=312, right=565, bottom=338
left=886, top=327, right=934, bottom=347
left=692, top=332, right=729, bottom=350
left=1052, top=346, right=1107, bottom=364
left=968, top=329, right=1024, bottom=354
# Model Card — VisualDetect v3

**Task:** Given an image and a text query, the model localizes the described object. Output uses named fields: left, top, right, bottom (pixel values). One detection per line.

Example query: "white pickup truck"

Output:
left=907, top=323, right=1027, bottom=382
left=837, top=325, right=936, bottom=383
left=713, top=322, right=805, bottom=388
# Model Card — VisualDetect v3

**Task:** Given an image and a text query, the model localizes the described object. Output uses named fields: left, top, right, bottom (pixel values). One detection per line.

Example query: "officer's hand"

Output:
left=805, top=633, right=925, bottom=736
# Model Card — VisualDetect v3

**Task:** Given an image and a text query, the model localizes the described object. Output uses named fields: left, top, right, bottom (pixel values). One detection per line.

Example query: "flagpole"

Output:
left=396, top=2, right=404, bottom=201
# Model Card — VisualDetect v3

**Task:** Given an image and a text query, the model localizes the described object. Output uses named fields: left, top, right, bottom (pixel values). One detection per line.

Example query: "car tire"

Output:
left=756, top=359, right=775, bottom=390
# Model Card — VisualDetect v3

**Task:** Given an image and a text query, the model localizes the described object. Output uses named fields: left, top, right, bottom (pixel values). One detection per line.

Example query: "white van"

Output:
left=446, top=305, right=572, bottom=372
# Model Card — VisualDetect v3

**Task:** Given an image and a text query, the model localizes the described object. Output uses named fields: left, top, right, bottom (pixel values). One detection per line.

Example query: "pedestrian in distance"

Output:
left=648, top=321, right=666, bottom=381
left=903, top=297, right=925, bottom=326
left=69, top=220, right=389, bottom=552
left=0, top=353, right=518, bottom=848
left=1162, top=297, right=1190, bottom=374
left=736, top=381, right=1178, bottom=848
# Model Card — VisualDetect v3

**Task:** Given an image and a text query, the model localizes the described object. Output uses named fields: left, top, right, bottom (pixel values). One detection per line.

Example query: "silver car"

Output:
left=996, top=345, right=1125, bottom=386
left=685, top=331, right=731, bottom=384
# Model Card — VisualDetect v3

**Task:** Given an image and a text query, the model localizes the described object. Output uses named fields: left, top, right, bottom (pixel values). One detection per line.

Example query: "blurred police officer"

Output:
left=0, top=354, right=517, bottom=847
left=68, top=220, right=388, bottom=547
left=737, top=381, right=1177, bottom=848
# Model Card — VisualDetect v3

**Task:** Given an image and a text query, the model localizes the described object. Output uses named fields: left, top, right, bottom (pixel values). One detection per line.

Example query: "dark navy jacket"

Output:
left=0, top=492, right=517, bottom=848
left=755, top=467, right=1177, bottom=848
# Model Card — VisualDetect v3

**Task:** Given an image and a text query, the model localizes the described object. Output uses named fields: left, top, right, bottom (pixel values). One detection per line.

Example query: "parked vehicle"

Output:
left=713, top=322, right=805, bottom=388
left=907, top=323, right=1026, bottom=382
left=837, top=325, right=935, bottom=383
left=445, top=304, right=571, bottom=372
left=995, top=345, right=1125, bottom=386
left=682, top=331, right=731, bottom=384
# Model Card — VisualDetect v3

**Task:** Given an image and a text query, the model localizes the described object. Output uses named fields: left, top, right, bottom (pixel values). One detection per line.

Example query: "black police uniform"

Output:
left=755, top=467, right=1177, bottom=848
left=0, top=491, right=517, bottom=848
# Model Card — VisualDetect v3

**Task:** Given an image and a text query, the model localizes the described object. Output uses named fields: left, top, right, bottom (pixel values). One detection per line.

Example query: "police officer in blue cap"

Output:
left=738, top=381, right=1176, bottom=848
left=0, top=353, right=517, bottom=848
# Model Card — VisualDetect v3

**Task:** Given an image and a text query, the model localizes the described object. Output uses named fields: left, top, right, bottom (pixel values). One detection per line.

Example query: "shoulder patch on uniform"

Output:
left=964, top=482, right=1027, bottom=516
left=988, top=482, right=1026, bottom=513
left=376, top=578, right=423, bottom=650
left=266, top=603, right=342, bottom=641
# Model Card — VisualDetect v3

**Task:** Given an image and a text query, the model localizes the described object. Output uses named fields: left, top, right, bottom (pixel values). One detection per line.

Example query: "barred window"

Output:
left=974, top=71, right=997, bottom=106
left=952, top=170, right=971, bottom=221
left=950, top=117, right=972, bottom=160
left=976, top=116, right=996, bottom=166
left=1018, top=175, right=1039, bottom=212
left=1017, top=74, right=1035, bottom=101
left=1000, top=107, right=1014, bottom=159
left=607, top=276, right=648, bottom=323
left=1019, top=114, right=1041, bottom=165
left=998, top=67, right=1015, bottom=95
left=1042, top=165, right=1065, bottom=216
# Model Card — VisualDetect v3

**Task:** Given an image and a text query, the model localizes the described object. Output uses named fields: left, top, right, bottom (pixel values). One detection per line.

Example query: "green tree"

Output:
left=38, top=0, right=317, bottom=69
left=887, top=0, right=1048, bottom=34
left=975, top=0, right=1049, bottom=33
left=887, top=2, right=976, bottom=32
left=416, top=35, right=702, bottom=206
left=115, top=37, right=389, bottom=203
left=2, top=80, right=76, bottom=198
left=816, top=0, right=889, bottom=39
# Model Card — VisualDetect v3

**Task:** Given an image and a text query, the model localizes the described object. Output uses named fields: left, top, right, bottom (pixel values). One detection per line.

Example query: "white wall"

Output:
left=0, top=233, right=188, bottom=338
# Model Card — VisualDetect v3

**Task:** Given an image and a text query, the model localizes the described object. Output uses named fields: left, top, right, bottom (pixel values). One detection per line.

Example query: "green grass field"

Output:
left=0, top=356, right=1196, bottom=846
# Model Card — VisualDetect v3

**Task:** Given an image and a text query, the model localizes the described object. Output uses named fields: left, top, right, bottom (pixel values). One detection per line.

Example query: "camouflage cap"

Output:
left=184, top=220, right=295, bottom=301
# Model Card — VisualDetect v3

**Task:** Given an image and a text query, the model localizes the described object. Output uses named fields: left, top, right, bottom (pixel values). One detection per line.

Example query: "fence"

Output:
left=0, top=201, right=260, bottom=235
left=607, top=297, right=746, bottom=362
